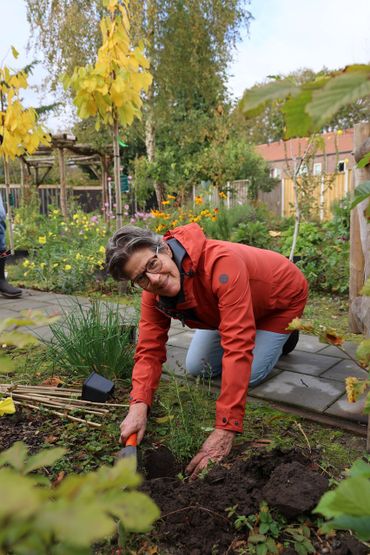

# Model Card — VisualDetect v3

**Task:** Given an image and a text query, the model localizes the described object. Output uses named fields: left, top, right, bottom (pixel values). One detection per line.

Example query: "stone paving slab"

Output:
left=294, top=334, right=327, bottom=353
left=249, top=371, right=345, bottom=411
left=318, top=342, right=359, bottom=359
left=167, top=330, right=195, bottom=348
left=1, top=290, right=367, bottom=429
left=320, top=359, right=368, bottom=382
left=325, top=393, right=368, bottom=424
left=276, top=351, right=341, bottom=376
left=164, top=346, right=187, bottom=374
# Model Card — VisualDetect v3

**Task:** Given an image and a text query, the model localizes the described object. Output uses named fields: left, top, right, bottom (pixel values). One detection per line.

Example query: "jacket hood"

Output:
left=163, top=223, right=206, bottom=273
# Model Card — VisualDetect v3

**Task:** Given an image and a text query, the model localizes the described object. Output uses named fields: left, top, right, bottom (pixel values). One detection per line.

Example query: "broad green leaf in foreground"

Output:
left=0, top=468, right=42, bottom=519
left=0, top=441, right=28, bottom=471
left=106, top=490, right=161, bottom=532
left=0, top=331, right=39, bottom=348
left=350, top=181, right=370, bottom=210
left=240, top=78, right=299, bottom=116
left=307, top=69, right=370, bottom=128
left=357, top=152, right=370, bottom=169
left=24, top=447, right=67, bottom=474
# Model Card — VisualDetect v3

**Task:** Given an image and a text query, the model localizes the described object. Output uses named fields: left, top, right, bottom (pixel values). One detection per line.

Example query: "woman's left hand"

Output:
left=185, top=428, right=235, bottom=480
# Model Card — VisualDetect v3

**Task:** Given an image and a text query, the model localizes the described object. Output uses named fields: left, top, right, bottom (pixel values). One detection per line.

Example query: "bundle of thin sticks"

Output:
left=0, top=383, right=128, bottom=428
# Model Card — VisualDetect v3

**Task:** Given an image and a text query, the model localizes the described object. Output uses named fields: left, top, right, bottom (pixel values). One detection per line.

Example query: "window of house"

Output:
left=272, top=168, right=282, bottom=179
left=337, top=160, right=346, bottom=172
left=313, top=163, right=322, bottom=176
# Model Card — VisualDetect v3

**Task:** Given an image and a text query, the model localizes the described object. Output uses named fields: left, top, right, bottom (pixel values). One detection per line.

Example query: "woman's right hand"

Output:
left=120, top=402, right=148, bottom=445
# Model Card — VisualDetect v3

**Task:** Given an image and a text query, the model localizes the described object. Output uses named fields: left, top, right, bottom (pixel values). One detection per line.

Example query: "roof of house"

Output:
left=255, top=129, right=354, bottom=162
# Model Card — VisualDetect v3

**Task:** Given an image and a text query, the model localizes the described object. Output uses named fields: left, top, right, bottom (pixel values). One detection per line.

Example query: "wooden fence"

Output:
left=2, top=171, right=354, bottom=220
left=281, top=169, right=353, bottom=220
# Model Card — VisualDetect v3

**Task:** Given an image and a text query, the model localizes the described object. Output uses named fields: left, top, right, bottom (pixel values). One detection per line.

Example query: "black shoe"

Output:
left=0, top=279, right=22, bottom=298
left=0, top=254, right=22, bottom=298
left=282, top=330, right=299, bottom=356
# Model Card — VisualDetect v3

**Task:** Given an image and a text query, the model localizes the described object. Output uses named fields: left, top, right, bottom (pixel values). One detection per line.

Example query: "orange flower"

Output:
left=195, top=195, right=203, bottom=205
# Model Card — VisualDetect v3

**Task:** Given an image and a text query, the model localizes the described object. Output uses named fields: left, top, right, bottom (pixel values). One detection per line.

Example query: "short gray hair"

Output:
left=106, top=225, right=163, bottom=281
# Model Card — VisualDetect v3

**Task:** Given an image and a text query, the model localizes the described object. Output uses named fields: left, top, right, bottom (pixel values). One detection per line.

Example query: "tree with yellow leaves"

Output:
left=63, top=0, right=152, bottom=228
left=0, top=47, right=50, bottom=253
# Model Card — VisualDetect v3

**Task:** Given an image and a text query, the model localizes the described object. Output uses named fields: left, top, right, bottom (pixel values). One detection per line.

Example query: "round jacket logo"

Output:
left=219, top=273, right=229, bottom=284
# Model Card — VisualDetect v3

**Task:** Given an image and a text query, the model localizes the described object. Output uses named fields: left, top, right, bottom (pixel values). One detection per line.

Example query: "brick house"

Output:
left=253, top=129, right=355, bottom=218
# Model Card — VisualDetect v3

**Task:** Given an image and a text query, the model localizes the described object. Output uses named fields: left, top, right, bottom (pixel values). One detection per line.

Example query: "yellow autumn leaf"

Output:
left=11, top=45, right=19, bottom=59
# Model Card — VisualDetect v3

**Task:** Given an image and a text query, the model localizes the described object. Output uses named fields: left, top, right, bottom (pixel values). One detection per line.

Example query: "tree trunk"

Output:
left=113, top=116, right=123, bottom=229
left=349, top=122, right=370, bottom=337
left=145, top=89, right=165, bottom=207
left=3, top=158, right=14, bottom=254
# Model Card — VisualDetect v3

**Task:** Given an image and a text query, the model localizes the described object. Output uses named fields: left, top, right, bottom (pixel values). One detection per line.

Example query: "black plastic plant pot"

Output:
left=81, top=372, right=115, bottom=403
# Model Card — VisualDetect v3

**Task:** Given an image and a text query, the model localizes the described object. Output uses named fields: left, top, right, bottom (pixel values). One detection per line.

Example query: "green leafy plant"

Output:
left=226, top=502, right=315, bottom=555
left=157, top=373, right=215, bottom=461
left=0, top=441, right=159, bottom=554
left=314, top=457, right=370, bottom=541
left=0, top=311, right=59, bottom=374
left=46, top=299, right=135, bottom=379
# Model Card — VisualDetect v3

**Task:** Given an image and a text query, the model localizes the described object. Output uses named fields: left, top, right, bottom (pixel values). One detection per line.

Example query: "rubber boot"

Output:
left=0, top=255, right=22, bottom=298
left=281, top=330, right=299, bottom=356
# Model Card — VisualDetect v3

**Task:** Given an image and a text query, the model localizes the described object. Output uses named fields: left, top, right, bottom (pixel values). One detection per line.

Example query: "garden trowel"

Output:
left=117, top=432, right=138, bottom=470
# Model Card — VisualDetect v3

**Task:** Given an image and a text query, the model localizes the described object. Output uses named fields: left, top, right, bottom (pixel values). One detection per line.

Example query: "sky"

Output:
left=1, top=0, right=370, bottom=131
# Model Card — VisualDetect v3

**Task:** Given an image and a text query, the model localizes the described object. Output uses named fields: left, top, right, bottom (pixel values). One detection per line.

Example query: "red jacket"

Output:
left=130, top=223, right=308, bottom=432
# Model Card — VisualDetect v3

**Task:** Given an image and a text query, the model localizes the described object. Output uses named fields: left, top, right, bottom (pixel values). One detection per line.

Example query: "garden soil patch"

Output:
left=141, top=446, right=368, bottom=555
left=0, top=409, right=49, bottom=452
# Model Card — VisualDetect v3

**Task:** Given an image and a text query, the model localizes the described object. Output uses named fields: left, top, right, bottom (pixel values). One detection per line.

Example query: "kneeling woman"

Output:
left=106, top=223, right=308, bottom=478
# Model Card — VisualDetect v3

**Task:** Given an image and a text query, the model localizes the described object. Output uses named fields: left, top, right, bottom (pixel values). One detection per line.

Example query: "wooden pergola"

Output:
left=20, top=133, right=113, bottom=218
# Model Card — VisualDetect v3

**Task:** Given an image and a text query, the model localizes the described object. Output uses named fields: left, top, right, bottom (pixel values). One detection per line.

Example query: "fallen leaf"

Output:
left=40, top=376, right=63, bottom=387
left=52, top=470, right=65, bottom=486
left=44, top=435, right=58, bottom=444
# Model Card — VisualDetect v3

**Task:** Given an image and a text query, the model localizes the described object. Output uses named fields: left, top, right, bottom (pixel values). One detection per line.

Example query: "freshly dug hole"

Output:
left=141, top=446, right=365, bottom=555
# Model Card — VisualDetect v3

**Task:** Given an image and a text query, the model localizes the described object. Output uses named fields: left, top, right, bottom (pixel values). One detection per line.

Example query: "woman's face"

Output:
left=123, top=245, right=181, bottom=297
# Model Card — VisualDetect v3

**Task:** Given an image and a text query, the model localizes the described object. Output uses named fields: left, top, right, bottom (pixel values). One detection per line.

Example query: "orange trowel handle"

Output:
left=125, top=432, right=138, bottom=447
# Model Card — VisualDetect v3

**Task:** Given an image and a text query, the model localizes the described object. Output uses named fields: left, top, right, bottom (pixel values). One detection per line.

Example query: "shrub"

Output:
left=0, top=441, right=159, bottom=554
left=19, top=208, right=109, bottom=294
left=46, top=299, right=136, bottom=379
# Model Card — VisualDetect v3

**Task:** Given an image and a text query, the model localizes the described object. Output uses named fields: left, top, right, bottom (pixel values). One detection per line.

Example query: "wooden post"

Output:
left=113, top=117, right=122, bottom=229
left=58, top=147, right=68, bottom=218
left=349, top=122, right=370, bottom=336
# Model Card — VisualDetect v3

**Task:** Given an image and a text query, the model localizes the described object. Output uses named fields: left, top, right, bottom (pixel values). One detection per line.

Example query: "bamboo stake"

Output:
left=10, top=393, right=108, bottom=416
left=14, top=401, right=102, bottom=428
left=0, top=388, right=129, bottom=408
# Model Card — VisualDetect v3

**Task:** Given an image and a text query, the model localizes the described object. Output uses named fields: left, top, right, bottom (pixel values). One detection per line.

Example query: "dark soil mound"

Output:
left=262, top=461, right=329, bottom=517
left=141, top=447, right=367, bottom=555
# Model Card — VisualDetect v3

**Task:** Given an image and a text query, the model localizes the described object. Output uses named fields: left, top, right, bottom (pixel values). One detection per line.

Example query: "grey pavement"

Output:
left=2, top=289, right=368, bottom=429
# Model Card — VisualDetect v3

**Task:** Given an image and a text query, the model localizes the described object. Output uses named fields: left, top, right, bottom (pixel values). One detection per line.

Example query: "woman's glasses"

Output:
left=131, top=246, right=163, bottom=289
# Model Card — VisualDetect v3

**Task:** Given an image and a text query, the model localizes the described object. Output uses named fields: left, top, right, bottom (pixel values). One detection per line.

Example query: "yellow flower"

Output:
left=219, top=191, right=227, bottom=200
left=75, top=253, right=82, bottom=260
left=72, top=214, right=79, bottom=220
left=195, top=195, right=203, bottom=205
left=64, top=264, right=72, bottom=271
left=161, top=200, right=170, bottom=205
left=345, top=377, right=359, bottom=403
left=337, top=129, right=343, bottom=136
left=52, top=209, right=60, bottom=216
left=52, top=263, right=59, bottom=268
left=40, top=262, right=46, bottom=269
left=23, top=259, right=30, bottom=267
left=167, top=194, right=176, bottom=200
left=38, top=236, right=46, bottom=245
left=98, top=245, right=106, bottom=254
